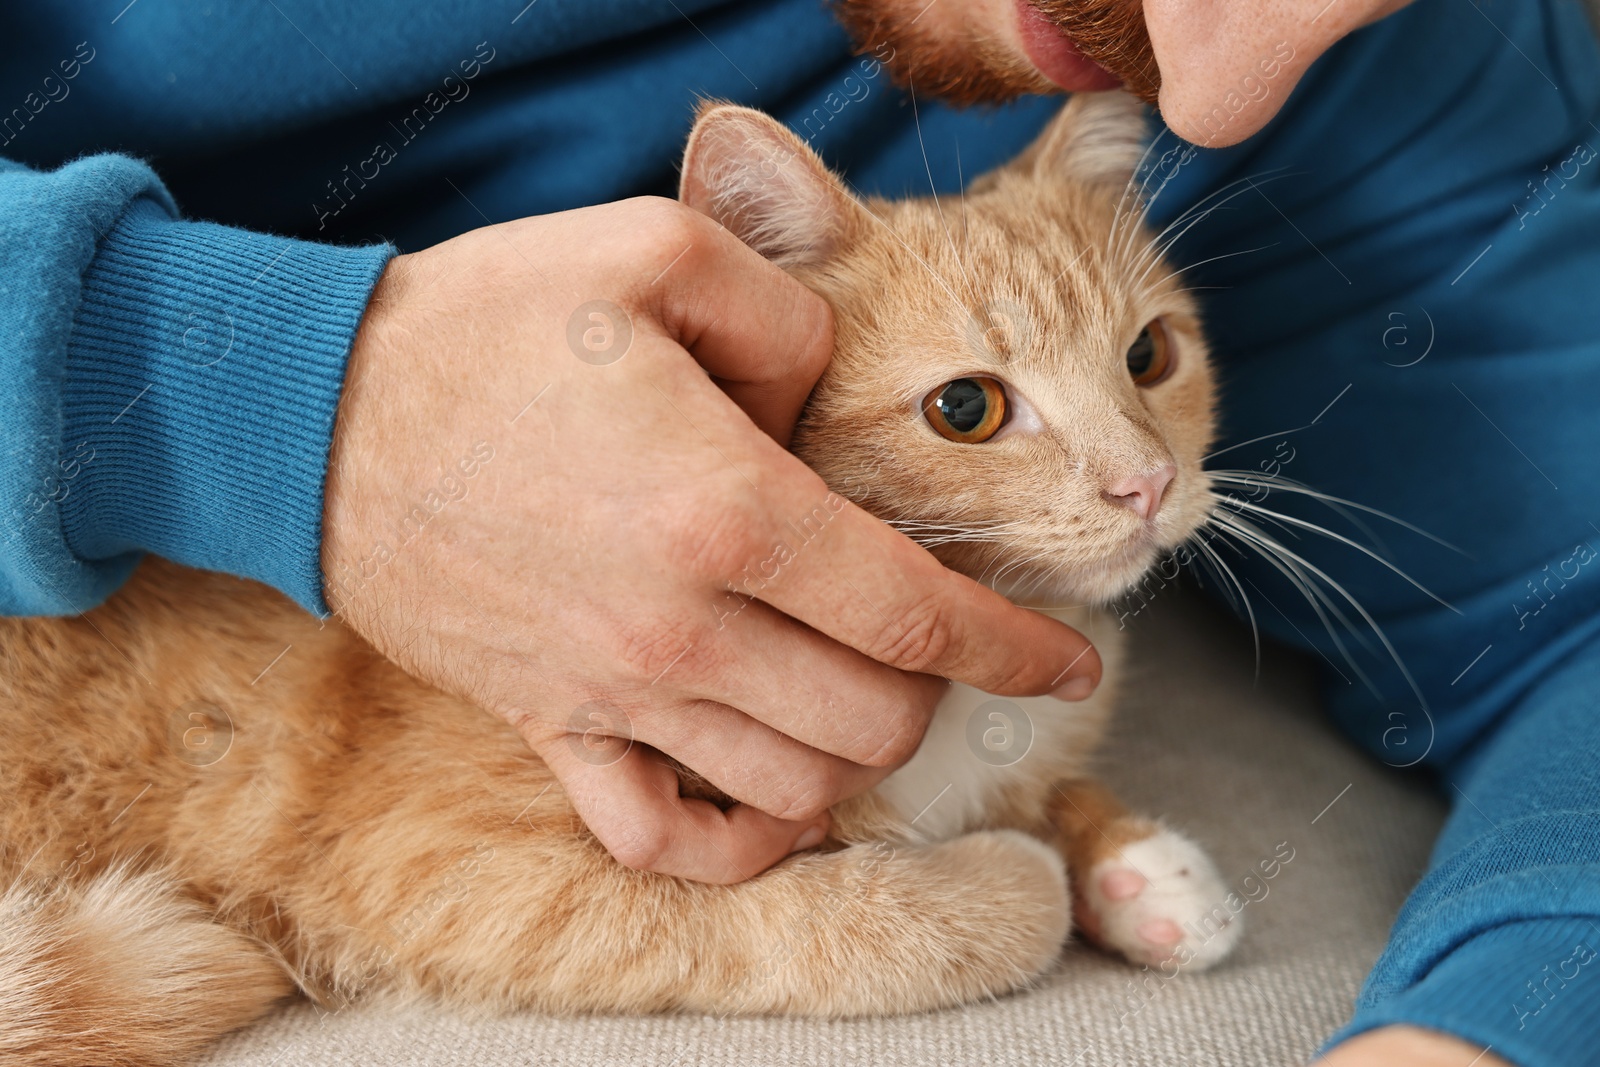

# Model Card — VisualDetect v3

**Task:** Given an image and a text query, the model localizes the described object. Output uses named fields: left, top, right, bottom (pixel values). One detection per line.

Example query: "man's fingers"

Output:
left=627, top=692, right=892, bottom=821
left=752, top=494, right=1102, bottom=697
left=633, top=200, right=833, bottom=445
left=541, top=737, right=828, bottom=884
left=676, top=598, right=945, bottom=769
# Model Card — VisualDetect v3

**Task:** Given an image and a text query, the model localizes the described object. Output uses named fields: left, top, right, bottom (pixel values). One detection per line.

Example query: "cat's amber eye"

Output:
left=1126, top=319, right=1173, bottom=386
left=922, top=377, right=1008, bottom=443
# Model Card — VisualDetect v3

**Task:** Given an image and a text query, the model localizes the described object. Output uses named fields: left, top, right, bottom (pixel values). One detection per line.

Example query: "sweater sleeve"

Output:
left=1326, top=635, right=1600, bottom=1066
left=0, top=154, right=393, bottom=618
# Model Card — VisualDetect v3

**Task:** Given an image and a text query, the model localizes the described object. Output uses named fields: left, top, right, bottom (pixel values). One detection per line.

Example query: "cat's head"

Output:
left=679, top=93, right=1216, bottom=606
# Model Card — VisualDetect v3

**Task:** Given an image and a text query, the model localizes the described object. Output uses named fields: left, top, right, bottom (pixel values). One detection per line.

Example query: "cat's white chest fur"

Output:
left=874, top=607, right=1117, bottom=840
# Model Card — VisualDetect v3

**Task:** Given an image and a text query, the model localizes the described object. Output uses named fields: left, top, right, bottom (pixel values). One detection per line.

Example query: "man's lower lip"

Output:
left=1014, top=0, right=1123, bottom=93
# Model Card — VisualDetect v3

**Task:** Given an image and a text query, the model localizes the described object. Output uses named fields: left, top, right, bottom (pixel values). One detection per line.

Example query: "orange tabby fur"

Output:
left=0, top=93, right=1233, bottom=1066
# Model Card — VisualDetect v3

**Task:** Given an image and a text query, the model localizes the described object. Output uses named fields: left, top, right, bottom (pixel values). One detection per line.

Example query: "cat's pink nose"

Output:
left=1104, top=465, right=1176, bottom=522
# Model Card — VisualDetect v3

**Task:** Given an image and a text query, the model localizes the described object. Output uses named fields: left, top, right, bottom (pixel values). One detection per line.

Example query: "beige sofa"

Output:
left=200, top=591, right=1445, bottom=1067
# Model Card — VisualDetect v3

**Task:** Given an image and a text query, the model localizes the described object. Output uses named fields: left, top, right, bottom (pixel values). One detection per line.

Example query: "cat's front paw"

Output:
left=1076, top=828, right=1241, bottom=971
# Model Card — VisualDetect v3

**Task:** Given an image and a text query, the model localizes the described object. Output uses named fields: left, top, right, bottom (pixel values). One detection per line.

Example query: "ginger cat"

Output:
left=0, top=92, right=1239, bottom=1066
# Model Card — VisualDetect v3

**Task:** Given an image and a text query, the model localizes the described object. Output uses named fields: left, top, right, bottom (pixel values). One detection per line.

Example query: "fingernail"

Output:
left=792, top=822, right=827, bottom=852
left=1051, top=676, right=1095, bottom=702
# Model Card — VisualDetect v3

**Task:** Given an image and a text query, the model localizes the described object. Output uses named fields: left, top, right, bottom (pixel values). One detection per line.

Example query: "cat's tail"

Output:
left=0, top=865, right=293, bottom=1066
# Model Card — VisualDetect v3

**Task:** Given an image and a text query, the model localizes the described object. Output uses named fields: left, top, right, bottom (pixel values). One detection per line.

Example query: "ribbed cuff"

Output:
left=59, top=198, right=394, bottom=616
left=1330, top=917, right=1600, bottom=1067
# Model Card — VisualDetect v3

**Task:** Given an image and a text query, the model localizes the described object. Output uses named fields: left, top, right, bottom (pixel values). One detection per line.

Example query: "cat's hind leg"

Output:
left=1048, top=779, right=1242, bottom=970
left=0, top=865, right=292, bottom=1067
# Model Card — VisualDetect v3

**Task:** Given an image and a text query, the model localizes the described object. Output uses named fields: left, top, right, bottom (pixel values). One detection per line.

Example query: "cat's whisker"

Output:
left=1016, top=557, right=1077, bottom=603
left=1123, top=144, right=1189, bottom=255
left=1211, top=472, right=1397, bottom=562
left=907, top=81, right=985, bottom=312
left=1115, top=139, right=1194, bottom=267
left=989, top=554, right=1038, bottom=589
left=1205, top=472, right=1469, bottom=556
left=1127, top=170, right=1295, bottom=286
left=1010, top=566, right=1050, bottom=602
left=1210, top=512, right=1379, bottom=658
left=1105, top=135, right=1149, bottom=251
left=890, top=528, right=1023, bottom=536
left=1219, top=499, right=1304, bottom=543
left=956, top=143, right=974, bottom=280
left=1139, top=168, right=1294, bottom=255
left=887, top=517, right=1025, bottom=528
left=1215, top=497, right=1460, bottom=613
left=1138, top=242, right=1278, bottom=292
left=1209, top=518, right=1383, bottom=697
left=990, top=549, right=1054, bottom=593
left=1168, top=285, right=1233, bottom=298
left=1106, top=126, right=1171, bottom=260
left=1133, top=183, right=1269, bottom=280
left=1201, top=428, right=1314, bottom=465
left=907, top=535, right=1010, bottom=548
left=1204, top=524, right=1361, bottom=687
left=887, top=518, right=1025, bottom=527
left=1211, top=513, right=1430, bottom=717
left=1125, top=178, right=1252, bottom=272
left=886, top=518, right=1027, bottom=547
left=973, top=545, right=1022, bottom=590
left=1209, top=472, right=1397, bottom=563
left=1193, top=536, right=1261, bottom=676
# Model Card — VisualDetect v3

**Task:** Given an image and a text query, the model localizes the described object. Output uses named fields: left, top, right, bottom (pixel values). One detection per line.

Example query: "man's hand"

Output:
left=322, top=197, right=1101, bottom=884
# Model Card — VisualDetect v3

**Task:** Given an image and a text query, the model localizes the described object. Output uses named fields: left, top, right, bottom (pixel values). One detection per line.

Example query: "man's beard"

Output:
left=833, top=0, right=1159, bottom=108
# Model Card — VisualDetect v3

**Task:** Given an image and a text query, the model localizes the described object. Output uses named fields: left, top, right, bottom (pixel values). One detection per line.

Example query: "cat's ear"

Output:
left=679, top=102, right=864, bottom=270
left=1024, top=91, right=1148, bottom=188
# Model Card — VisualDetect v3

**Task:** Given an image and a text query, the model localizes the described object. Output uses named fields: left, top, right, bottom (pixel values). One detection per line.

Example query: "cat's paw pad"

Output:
left=1079, top=829, right=1242, bottom=971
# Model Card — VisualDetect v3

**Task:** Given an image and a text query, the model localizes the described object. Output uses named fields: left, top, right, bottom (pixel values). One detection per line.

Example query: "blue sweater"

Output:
left=4, top=1, right=1599, bottom=1063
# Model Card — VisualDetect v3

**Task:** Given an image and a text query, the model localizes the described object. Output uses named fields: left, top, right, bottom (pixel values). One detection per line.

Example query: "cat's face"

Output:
left=680, top=94, right=1216, bottom=606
